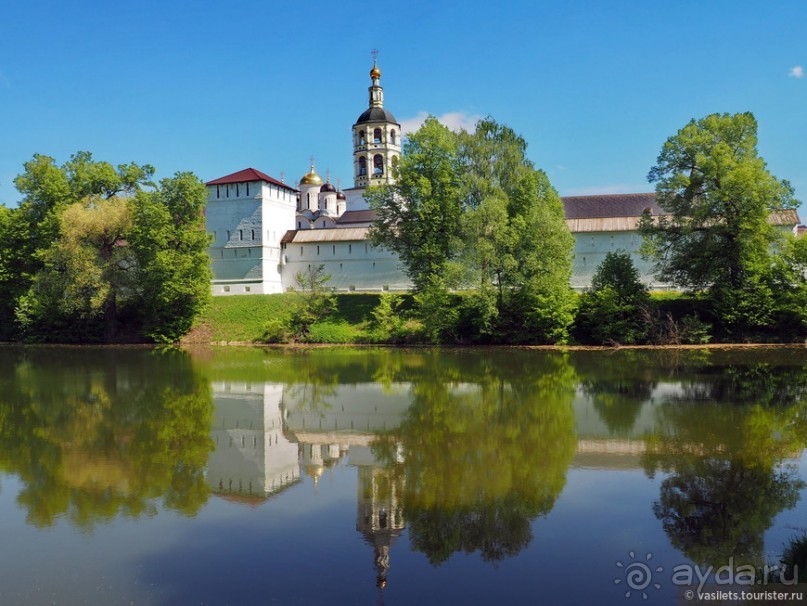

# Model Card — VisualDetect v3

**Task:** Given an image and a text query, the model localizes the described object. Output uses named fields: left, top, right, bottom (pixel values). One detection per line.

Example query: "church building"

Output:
left=204, top=60, right=801, bottom=295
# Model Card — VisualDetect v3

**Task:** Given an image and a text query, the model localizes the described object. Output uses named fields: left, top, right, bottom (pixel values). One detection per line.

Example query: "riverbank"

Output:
left=181, top=292, right=806, bottom=347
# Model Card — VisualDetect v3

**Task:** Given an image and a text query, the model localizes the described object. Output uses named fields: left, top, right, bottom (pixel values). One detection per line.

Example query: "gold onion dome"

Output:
left=370, top=64, right=381, bottom=79
left=300, top=166, right=323, bottom=186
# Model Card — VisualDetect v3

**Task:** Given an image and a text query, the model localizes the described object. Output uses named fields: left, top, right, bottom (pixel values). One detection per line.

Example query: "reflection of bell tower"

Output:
left=356, top=465, right=405, bottom=589
left=352, top=51, right=402, bottom=188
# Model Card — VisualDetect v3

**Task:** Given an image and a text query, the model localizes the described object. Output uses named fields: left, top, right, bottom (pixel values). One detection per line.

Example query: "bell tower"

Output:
left=352, top=51, right=401, bottom=188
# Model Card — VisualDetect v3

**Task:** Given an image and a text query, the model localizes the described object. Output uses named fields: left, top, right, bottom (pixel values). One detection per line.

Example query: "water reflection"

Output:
left=0, top=347, right=214, bottom=529
left=639, top=357, right=807, bottom=568
left=2, top=345, right=807, bottom=595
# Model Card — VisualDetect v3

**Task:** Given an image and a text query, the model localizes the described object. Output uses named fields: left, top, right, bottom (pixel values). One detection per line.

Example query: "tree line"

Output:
left=363, top=112, right=806, bottom=345
left=0, top=152, right=211, bottom=343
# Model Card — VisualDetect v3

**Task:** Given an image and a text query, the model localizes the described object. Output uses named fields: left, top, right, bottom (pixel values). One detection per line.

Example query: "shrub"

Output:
left=575, top=251, right=651, bottom=345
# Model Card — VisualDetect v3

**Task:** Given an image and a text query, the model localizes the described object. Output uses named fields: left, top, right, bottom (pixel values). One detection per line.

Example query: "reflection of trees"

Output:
left=652, top=458, right=800, bottom=567
left=0, top=347, right=214, bottom=530
left=378, top=352, right=578, bottom=565
left=642, top=362, right=807, bottom=568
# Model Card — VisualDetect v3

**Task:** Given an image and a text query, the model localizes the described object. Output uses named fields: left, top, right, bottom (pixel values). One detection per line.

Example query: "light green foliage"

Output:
left=459, top=119, right=575, bottom=343
left=6, top=151, right=210, bottom=342
left=369, top=116, right=575, bottom=344
left=128, top=172, right=212, bottom=343
left=576, top=250, right=652, bottom=345
left=262, top=265, right=336, bottom=342
left=366, top=291, right=413, bottom=343
left=367, top=116, right=464, bottom=291
left=413, top=276, right=460, bottom=344
left=639, top=113, right=799, bottom=333
left=15, top=196, right=134, bottom=339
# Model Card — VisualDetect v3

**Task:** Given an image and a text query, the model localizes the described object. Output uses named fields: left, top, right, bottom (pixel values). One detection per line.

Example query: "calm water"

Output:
left=0, top=345, right=806, bottom=605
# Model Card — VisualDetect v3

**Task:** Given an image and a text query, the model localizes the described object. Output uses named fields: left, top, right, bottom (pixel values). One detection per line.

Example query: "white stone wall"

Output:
left=571, top=230, right=664, bottom=290
left=281, top=239, right=411, bottom=292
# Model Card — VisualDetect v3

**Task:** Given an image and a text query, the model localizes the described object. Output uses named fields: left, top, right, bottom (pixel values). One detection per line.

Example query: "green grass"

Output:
left=198, top=293, right=383, bottom=342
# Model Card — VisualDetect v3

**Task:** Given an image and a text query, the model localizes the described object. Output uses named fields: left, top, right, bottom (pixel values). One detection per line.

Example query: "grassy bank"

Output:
left=189, top=293, right=384, bottom=343
left=187, top=290, right=804, bottom=346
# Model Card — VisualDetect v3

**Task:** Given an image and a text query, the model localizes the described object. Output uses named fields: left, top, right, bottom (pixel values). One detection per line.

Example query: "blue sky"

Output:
left=1, top=1, right=804, bottom=208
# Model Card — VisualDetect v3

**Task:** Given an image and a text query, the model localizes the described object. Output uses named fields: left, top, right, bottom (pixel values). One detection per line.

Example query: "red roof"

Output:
left=206, top=168, right=296, bottom=190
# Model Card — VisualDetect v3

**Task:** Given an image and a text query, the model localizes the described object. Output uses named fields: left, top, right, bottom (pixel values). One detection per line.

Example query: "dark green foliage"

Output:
left=780, top=533, right=807, bottom=583
left=575, top=251, right=652, bottom=345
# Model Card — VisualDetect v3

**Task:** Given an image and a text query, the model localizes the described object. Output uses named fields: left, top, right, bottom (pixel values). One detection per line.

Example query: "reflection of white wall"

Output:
left=208, top=382, right=300, bottom=497
left=284, top=383, right=412, bottom=434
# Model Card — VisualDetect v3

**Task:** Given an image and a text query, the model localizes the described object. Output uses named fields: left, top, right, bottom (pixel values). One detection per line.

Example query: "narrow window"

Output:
left=332, top=245, right=336, bottom=255
left=236, top=184, right=240, bottom=197
left=317, top=245, right=320, bottom=255
left=373, top=154, right=384, bottom=175
left=359, top=130, right=366, bottom=145
left=226, top=184, right=230, bottom=198
left=216, top=185, right=220, bottom=198
left=227, top=230, right=231, bottom=240
left=390, top=130, right=397, bottom=145
left=239, top=229, right=243, bottom=240
left=300, top=246, right=303, bottom=257
left=246, top=182, right=250, bottom=196
left=373, top=128, right=382, bottom=143
left=349, top=244, right=352, bottom=254
left=358, top=156, right=367, bottom=176
left=298, top=221, right=301, bottom=229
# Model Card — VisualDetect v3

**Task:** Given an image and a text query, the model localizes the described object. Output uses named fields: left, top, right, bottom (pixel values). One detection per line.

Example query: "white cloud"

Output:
left=399, top=111, right=482, bottom=134
left=564, top=183, right=650, bottom=196
left=789, top=65, right=804, bottom=78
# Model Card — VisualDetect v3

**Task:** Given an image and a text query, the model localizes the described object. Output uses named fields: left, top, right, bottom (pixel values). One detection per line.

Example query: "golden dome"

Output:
left=299, top=165, right=323, bottom=186
left=370, top=64, right=381, bottom=80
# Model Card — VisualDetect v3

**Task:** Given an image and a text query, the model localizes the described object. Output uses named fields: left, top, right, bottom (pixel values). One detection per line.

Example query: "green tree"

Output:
left=15, top=196, right=134, bottom=341
left=6, top=152, right=210, bottom=343
left=638, top=113, right=799, bottom=332
left=367, top=116, right=464, bottom=292
left=575, top=250, right=651, bottom=345
left=128, top=172, right=212, bottom=343
left=459, top=119, right=575, bottom=343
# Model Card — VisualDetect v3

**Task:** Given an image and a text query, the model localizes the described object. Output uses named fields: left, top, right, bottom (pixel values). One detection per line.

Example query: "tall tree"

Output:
left=128, top=172, right=211, bottom=343
left=639, top=113, right=798, bottom=330
left=459, top=119, right=575, bottom=343
left=366, top=116, right=463, bottom=292
left=15, top=196, right=134, bottom=341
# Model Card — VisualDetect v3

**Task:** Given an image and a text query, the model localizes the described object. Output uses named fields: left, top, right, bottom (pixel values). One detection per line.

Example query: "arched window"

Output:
left=373, top=128, right=382, bottom=143
left=373, top=155, right=384, bottom=175
left=358, top=156, right=367, bottom=176
left=390, top=130, right=396, bottom=145
left=358, top=130, right=366, bottom=145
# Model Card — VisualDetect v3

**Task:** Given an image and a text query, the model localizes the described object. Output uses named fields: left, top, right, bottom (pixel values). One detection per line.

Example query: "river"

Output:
left=0, top=345, right=805, bottom=604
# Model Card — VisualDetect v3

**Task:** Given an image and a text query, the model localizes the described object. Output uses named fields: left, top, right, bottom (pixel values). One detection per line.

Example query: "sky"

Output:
left=0, top=0, right=805, bottom=209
